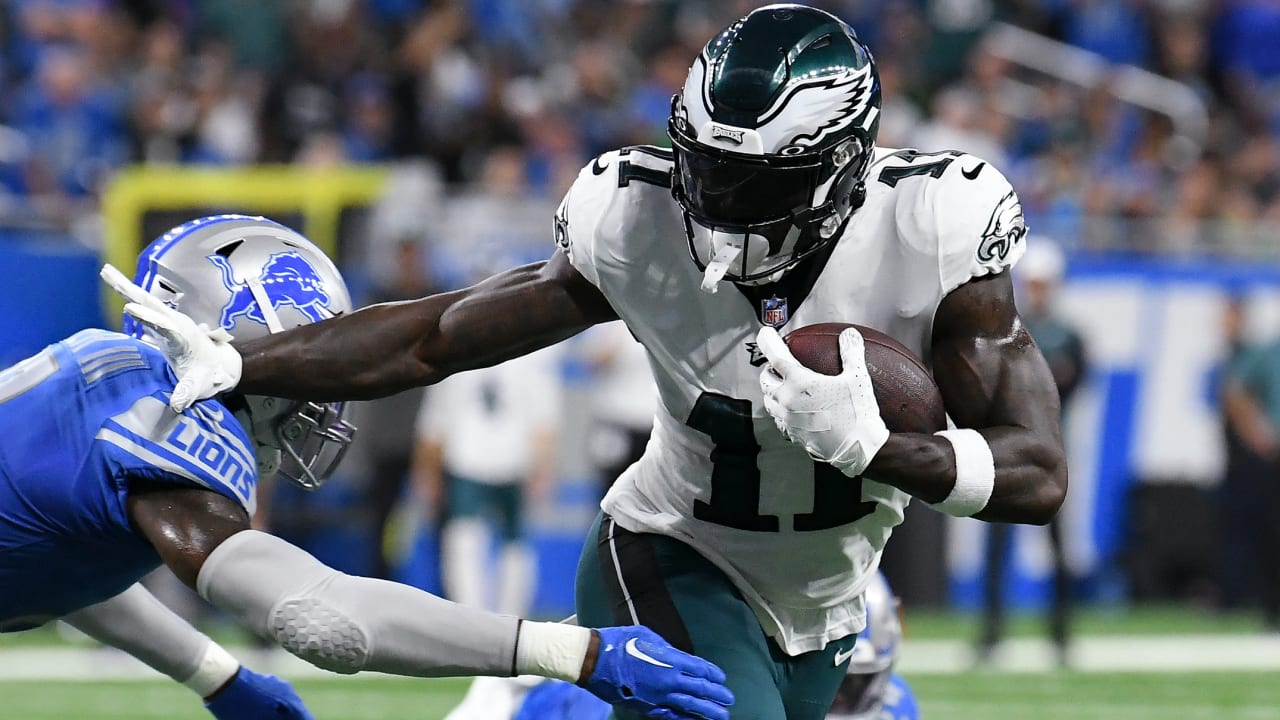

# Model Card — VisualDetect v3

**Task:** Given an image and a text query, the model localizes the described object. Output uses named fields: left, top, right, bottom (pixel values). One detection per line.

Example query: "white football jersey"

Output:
left=556, top=144, right=1026, bottom=655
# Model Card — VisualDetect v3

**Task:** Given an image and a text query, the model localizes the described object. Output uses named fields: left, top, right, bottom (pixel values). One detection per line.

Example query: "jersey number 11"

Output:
left=687, top=392, right=878, bottom=533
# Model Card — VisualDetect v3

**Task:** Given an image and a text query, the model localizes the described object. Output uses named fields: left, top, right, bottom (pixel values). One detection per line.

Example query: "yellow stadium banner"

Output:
left=101, top=164, right=389, bottom=322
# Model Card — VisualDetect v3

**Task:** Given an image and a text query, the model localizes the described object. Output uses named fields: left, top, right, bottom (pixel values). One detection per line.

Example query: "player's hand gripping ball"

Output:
left=757, top=324, right=946, bottom=477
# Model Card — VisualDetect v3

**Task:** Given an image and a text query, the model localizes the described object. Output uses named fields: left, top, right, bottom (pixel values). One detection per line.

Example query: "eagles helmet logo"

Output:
left=767, top=64, right=879, bottom=155
left=710, top=124, right=746, bottom=145
left=976, top=190, right=1027, bottom=269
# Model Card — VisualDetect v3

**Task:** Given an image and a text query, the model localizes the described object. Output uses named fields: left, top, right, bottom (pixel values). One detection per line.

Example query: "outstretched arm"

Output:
left=238, top=253, right=615, bottom=401
left=103, top=253, right=615, bottom=407
left=864, top=272, right=1067, bottom=524
left=127, top=483, right=732, bottom=720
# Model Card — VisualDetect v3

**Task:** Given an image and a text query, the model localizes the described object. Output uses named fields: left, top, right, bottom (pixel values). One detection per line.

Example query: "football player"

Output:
left=3, top=215, right=733, bottom=720
left=104, top=4, right=1067, bottom=718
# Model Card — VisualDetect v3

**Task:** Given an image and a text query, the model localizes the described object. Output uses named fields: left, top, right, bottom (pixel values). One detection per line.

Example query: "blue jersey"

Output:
left=0, top=330, right=258, bottom=631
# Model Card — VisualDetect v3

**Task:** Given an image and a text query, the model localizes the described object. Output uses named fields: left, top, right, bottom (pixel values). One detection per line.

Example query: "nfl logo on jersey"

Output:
left=762, top=296, right=789, bottom=327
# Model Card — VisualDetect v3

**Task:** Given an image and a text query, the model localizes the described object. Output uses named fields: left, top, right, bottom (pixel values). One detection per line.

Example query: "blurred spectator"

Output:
left=12, top=47, right=128, bottom=200
left=1221, top=303, right=1280, bottom=631
left=412, top=347, right=562, bottom=616
left=1064, top=0, right=1150, bottom=66
left=978, top=238, right=1085, bottom=667
left=439, top=144, right=556, bottom=272
left=354, top=237, right=441, bottom=580
left=911, top=86, right=1008, bottom=165
left=0, top=0, right=1275, bottom=258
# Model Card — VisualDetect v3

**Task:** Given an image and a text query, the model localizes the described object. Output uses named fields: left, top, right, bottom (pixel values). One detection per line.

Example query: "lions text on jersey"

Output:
left=557, top=145, right=1026, bottom=654
left=0, top=329, right=257, bottom=631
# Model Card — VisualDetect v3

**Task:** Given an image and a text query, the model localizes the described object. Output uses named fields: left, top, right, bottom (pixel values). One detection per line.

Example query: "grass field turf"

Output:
left=4, top=608, right=1275, bottom=718
left=1, top=672, right=1278, bottom=720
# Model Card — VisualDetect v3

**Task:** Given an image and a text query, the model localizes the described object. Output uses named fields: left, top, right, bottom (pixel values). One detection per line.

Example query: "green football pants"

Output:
left=575, top=513, right=855, bottom=720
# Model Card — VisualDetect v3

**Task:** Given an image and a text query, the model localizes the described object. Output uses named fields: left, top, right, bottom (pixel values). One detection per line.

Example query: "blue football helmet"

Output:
left=127, top=214, right=356, bottom=489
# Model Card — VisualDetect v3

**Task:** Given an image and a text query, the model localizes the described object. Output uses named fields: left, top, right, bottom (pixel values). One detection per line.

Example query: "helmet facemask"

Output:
left=231, top=395, right=356, bottom=490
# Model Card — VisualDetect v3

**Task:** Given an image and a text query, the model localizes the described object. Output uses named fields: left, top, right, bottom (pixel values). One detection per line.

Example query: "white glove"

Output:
left=756, top=326, right=890, bottom=478
left=100, top=264, right=243, bottom=411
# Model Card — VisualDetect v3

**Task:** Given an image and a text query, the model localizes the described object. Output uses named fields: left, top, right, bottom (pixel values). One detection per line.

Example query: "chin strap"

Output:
left=700, top=244, right=742, bottom=294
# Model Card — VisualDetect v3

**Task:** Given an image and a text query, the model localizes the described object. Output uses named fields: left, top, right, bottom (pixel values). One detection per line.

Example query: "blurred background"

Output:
left=2, top=0, right=1280, bottom=716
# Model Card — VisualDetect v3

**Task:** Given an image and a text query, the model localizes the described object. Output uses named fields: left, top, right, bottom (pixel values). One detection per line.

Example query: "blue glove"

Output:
left=514, top=680, right=610, bottom=720
left=583, top=626, right=733, bottom=720
left=204, top=667, right=315, bottom=720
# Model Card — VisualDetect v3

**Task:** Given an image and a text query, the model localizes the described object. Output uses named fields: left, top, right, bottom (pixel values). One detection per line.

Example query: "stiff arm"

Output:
left=237, top=253, right=616, bottom=401
left=125, top=483, right=732, bottom=719
left=864, top=272, right=1068, bottom=524
left=125, top=481, right=560, bottom=678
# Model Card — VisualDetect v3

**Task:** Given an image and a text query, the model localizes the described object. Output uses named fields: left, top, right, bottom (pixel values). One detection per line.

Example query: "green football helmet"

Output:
left=668, top=4, right=882, bottom=291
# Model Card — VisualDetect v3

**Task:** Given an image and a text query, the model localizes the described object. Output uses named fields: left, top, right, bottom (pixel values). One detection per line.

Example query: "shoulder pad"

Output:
left=554, top=147, right=674, bottom=287
left=885, top=149, right=1027, bottom=294
left=99, top=393, right=258, bottom=514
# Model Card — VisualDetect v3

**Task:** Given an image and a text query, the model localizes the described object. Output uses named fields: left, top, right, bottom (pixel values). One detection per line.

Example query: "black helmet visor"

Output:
left=670, top=128, right=826, bottom=226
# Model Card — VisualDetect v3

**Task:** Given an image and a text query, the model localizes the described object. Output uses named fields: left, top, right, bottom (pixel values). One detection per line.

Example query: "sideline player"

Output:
left=3, top=215, right=733, bottom=720
left=106, top=5, right=1067, bottom=718
left=444, top=571, right=919, bottom=720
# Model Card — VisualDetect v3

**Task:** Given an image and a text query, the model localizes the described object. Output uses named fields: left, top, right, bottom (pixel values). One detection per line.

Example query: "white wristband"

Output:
left=181, top=641, right=240, bottom=699
left=515, top=621, right=593, bottom=683
left=932, top=428, right=996, bottom=517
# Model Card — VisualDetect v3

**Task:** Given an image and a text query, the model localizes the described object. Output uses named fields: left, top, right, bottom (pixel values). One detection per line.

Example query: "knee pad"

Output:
left=270, top=597, right=369, bottom=674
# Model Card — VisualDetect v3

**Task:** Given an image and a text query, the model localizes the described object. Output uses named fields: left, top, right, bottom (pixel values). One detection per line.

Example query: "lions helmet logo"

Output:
left=210, top=251, right=333, bottom=329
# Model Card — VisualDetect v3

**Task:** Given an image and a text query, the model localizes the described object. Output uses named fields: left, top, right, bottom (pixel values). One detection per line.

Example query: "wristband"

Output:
left=931, top=428, right=995, bottom=517
left=514, top=621, right=593, bottom=683
left=182, top=641, right=240, bottom=699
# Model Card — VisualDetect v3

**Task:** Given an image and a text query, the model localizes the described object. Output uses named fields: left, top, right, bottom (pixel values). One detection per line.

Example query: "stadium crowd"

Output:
left=1, top=0, right=1278, bottom=256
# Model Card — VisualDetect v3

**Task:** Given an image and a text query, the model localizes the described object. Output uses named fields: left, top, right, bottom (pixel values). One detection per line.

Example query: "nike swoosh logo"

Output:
left=834, top=645, right=856, bottom=666
left=625, top=638, right=673, bottom=668
left=591, top=157, right=610, bottom=176
left=961, top=162, right=985, bottom=180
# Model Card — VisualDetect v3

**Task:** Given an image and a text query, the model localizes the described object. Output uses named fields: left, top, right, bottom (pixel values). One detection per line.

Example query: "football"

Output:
left=782, top=323, right=948, bottom=434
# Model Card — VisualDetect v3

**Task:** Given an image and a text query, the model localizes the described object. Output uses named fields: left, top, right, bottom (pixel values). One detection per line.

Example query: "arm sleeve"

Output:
left=196, top=530, right=520, bottom=678
left=62, top=583, right=216, bottom=684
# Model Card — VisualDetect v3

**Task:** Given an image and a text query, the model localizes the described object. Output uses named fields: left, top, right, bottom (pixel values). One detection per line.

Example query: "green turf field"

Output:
left=1, top=672, right=1277, bottom=720
left=3, top=608, right=1276, bottom=719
